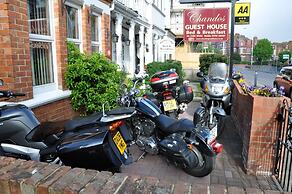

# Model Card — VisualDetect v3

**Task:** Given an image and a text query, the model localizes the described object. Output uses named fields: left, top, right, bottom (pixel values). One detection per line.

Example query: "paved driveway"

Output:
left=121, top=99, right=279, bottom=191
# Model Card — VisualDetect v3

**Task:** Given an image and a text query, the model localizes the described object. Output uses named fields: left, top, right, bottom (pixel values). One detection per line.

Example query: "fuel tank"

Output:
left=136, top=98, right=162, bottom=118
left=0, top=104, right=45, bottom=149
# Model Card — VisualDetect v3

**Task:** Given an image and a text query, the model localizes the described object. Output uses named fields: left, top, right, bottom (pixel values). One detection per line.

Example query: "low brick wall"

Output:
left=231, top=81, right=289, bottom=175
left=32, top=98, right=78, bottom=122
left=0, top=156, right=268, bottom=194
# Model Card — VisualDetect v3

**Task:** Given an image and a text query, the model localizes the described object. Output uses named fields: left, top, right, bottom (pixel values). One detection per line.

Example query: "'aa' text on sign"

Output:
left=235, top=2, right=250, bottom=25
left=183, top=8, right=229, bottom=42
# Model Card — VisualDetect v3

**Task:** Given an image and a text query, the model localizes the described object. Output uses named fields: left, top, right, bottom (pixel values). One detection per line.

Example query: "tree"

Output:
left=233, top=52, right=241, bottom=64
left=278, top=50, right=292, bottom=64
left=253, top=39, right=273, bottom=65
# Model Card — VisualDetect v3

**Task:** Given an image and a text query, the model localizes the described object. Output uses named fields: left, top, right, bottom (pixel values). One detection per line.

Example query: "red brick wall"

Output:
left=231, top=81, right=289, bottom=175
left=82, top=5, right=92, bottom=54
left=54, top=0, right=68, bottom=90
left=0, top=0, right=32, bottom=99
left=102, top=14, right=112, bottom=59
left=32, top=98, right=78, bottom=122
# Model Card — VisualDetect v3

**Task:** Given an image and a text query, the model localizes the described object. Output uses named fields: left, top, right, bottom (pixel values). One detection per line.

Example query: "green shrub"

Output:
left=65, top=42, right=125, bottom=114
left=146, top=60, right=185, bottom=84
left=199, top=54, right=228, bottom=74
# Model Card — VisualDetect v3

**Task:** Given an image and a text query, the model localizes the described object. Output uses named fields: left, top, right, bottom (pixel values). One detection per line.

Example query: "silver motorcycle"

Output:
left=194, top=63, right=240, bottom=142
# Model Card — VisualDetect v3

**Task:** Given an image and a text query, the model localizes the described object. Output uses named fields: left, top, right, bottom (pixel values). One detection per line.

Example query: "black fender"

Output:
left=195, top=134, right=215, bottom=157
left=193, top=106, right=206, bottom=126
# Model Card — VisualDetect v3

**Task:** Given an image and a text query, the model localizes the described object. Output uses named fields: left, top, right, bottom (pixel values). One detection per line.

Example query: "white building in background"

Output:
left=111, top=0, right=175, bottom=77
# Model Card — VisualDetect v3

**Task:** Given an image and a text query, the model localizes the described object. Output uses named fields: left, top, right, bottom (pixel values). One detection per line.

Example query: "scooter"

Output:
left=0, top=79, right=135, bottom=171
left=118, top=77, right=223, bottom=177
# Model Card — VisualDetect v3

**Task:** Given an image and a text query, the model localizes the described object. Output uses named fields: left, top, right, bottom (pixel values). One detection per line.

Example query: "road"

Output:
left=233, top=65, right=279, bottom=87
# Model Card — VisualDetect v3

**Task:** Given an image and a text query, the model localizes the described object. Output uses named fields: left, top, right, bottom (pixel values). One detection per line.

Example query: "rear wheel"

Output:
left=183, top=147, right=215, bottom=177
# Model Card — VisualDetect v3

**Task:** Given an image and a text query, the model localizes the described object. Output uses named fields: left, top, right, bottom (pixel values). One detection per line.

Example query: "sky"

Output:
left=234, top=0, right=292, bottom=43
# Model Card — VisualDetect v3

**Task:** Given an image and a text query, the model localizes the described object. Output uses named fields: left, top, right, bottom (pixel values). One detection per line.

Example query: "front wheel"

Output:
left=183, top=147, right=215, bottom=177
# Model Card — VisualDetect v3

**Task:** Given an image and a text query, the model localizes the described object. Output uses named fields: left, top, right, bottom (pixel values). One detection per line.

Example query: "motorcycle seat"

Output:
left=156, top=114, right=194, bottom=134
left=26, top=107, right=136, bottom=142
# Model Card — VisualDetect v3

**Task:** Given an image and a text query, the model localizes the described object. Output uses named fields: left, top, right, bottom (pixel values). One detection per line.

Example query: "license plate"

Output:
left=169, top=80, right=176, bottom=84
left=113, top=131, right=127, bottom=154
left=163, top=99, right=177, bottom=111
left=208, top=125, right=217, bottom=144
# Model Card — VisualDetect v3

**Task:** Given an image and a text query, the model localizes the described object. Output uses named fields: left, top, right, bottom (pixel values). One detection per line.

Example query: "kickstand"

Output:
left=136, top=151, right=147, bottom=162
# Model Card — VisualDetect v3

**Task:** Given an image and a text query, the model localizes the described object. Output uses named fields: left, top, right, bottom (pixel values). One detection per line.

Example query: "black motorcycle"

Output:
left=144, top=70, right=193, bottom=118
left=0, top=79, right=135, bottom=172
left=118, top=78, right=222, bottom=177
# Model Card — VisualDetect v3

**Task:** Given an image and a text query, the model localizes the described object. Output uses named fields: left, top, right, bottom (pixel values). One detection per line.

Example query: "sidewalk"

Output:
left=121, top=85, right=281, bottom=193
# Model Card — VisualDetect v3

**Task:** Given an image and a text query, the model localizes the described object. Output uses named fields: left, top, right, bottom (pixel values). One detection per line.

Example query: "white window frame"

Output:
left=91, top=12, right=102, bottom=53
left=29, top=0, right=58, bottom=96
left=65, top=1, right=83, bottom=52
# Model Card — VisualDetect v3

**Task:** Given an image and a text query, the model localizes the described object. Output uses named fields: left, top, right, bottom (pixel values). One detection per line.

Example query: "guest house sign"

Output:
left=183, top=8, right=229, bottom=42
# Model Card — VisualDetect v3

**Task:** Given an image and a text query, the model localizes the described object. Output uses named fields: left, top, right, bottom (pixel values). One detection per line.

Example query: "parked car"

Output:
left=274, top=66, right=292, bottom=98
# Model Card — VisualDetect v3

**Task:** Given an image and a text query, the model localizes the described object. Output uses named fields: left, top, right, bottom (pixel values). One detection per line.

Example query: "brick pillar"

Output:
left=82, top=5, right=91, bottom=54
left=102, top=14, right=112, bottom=59
left=54, top=0, right=68, bottom=90
left=0, top=0, right=32, bottom=99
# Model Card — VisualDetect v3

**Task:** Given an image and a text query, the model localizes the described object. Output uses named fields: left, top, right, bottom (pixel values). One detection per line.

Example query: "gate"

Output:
left=274, top=99, right=292, bottom=192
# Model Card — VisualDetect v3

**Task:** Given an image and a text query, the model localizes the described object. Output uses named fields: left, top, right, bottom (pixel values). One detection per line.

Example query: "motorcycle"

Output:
left=144, top=70, right=193, bottom=118
left=118, top=77, right=222, bottom=177
left=194, top=63, right=240, bottom=141
left=0, top=79, right=136, bottom=172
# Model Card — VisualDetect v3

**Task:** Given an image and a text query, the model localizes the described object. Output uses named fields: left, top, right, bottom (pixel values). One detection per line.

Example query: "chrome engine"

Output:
left=132, top=117, right=159, bottom=154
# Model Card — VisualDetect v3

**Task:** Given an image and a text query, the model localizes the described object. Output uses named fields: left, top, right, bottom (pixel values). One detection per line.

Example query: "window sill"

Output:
left=22, top=90, right=71, bottom=109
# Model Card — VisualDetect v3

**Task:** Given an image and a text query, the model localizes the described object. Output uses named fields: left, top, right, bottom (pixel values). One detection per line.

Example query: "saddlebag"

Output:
left=56, top=128, right=126, bottom=171
left=178, top=85, right=193, bottom=104
left=159, top=134, right=198, bottom=168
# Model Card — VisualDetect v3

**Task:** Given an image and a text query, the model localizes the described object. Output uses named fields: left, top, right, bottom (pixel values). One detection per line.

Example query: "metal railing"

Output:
left=274, top=99, right=292, bottom=192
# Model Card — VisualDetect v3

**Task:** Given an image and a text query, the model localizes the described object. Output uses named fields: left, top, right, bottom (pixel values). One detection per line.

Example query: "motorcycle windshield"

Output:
left=208, top=63, right=228, bottom=83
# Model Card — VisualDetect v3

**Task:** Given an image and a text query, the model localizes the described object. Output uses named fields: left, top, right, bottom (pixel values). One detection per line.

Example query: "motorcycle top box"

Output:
left=150, top=70, right=179, bottom=92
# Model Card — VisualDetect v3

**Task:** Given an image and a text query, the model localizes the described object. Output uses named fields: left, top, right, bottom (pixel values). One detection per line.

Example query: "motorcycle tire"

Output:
left=184, top=149, right=216, bottom=177
left=216, top=116, right=224, bottom=139
left=183, top=147, right=215, bottom=177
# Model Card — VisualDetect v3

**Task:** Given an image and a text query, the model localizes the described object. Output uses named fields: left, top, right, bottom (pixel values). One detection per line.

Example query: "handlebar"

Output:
left=0, top=90, right=25, bottom=98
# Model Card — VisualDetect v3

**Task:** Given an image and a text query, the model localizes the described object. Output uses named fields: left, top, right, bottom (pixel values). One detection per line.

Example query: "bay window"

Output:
left=28, top=0, right=55, bottom=92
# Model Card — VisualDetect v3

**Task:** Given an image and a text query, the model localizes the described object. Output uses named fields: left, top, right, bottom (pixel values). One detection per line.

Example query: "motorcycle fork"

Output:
left=209, top=101, right=214, bottom=125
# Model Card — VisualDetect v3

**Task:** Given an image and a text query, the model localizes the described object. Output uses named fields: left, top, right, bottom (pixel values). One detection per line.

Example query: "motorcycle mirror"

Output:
left=0, top=79, right=3, bottom=86
left=197, top=72, right=204, bottom=78
left=232, top=74, right=241, bottom=80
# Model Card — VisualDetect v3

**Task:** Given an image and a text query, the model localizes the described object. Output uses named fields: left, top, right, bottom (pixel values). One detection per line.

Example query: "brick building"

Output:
left=0, top=0, right=112, bottom=121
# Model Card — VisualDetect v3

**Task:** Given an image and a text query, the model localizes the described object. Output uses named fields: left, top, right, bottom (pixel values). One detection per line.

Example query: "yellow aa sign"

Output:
left=235, top=2, right=250, bottom=25
left=235, top=2, right=250, bottom=17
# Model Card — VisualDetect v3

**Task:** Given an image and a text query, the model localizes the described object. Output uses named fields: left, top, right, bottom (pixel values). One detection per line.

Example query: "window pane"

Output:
left=66, top=6, right=79, bottom=39
left=91, top=16, right=99, bottom=42
left=30, top=41, right=54, bottom=86
left=92, top=45, right=99, bottom=53
left=28, top=0, right=50, bottom=35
